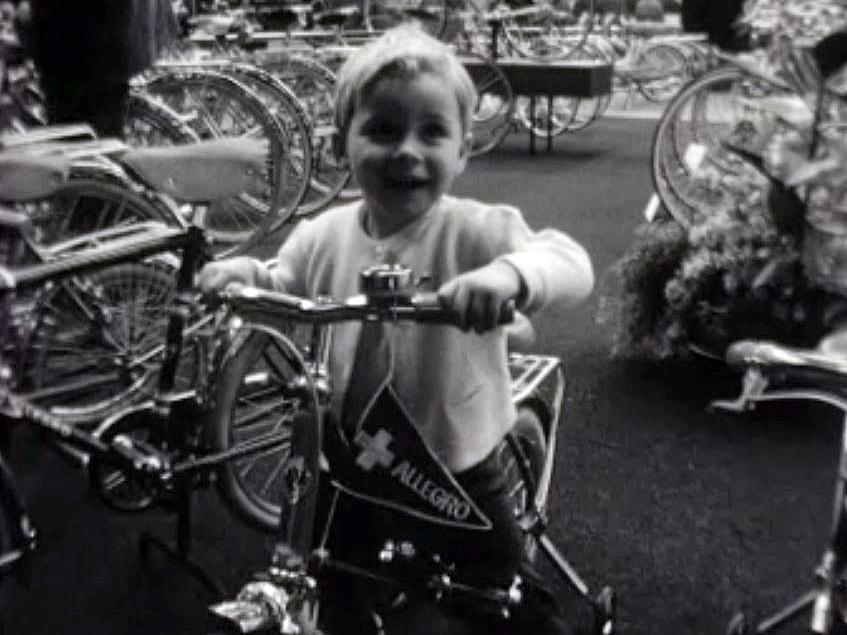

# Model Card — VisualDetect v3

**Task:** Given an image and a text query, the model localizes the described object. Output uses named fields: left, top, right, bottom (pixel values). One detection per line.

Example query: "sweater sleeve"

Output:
left=467, top=203, right=594, bottom=313
left=251, top=217, right=316, bottom=295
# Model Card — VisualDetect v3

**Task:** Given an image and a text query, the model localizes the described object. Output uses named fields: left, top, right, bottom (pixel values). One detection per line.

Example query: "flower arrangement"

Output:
left=599, top=44, right=847, bottom=360
left=598, top=162, right=828, bottom=360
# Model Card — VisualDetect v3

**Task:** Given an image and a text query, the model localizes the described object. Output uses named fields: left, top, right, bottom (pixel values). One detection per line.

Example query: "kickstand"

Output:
left=138, top=483, right=226, bottom=599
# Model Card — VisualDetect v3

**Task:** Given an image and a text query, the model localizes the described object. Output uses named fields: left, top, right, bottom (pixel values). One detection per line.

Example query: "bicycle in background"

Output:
left=713, top=328, right=847, bottom=634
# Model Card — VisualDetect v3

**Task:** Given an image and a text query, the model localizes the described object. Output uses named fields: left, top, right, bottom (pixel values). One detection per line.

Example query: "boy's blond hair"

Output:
left=333, top=24, right=478, bottom=152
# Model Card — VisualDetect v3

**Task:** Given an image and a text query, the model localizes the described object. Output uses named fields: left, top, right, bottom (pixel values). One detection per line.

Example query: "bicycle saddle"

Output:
left=0, top=153, right=70, bottom=201
left=726, top=326, right=847, bottom=379
left=120, top=138, right=267, bottom=203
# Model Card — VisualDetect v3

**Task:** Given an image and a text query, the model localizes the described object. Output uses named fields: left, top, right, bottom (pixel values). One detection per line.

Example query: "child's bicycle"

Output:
left=711, top=328, right=847, bottom=634
left=203, top=264, right=616, bottom=634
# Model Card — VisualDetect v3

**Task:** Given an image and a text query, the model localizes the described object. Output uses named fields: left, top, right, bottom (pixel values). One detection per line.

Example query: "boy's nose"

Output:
left=391, top=134, right=423, bottom=162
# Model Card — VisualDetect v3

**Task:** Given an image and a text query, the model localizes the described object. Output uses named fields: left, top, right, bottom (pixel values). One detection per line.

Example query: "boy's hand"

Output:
left=437, top=261, right=524, bottom=333
left=197, top=256, right=258, bottom=294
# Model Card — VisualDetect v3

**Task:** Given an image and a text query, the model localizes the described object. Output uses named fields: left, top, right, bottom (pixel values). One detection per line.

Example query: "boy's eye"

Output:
left=363, top=120, right=400, bottom=141
left=421, top=123, right=449, bottom=140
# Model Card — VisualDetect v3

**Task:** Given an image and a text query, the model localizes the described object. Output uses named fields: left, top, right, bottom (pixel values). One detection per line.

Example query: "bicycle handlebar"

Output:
left=216, top=285, right=515, bottom=329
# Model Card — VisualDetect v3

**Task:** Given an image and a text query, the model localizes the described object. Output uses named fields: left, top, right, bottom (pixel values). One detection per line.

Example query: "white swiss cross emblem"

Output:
left=354, top=428, right=395, bottom=471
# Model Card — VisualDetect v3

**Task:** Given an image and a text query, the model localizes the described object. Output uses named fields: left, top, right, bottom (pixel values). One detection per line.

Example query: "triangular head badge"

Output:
left=326, top=381, right=492, bottom=531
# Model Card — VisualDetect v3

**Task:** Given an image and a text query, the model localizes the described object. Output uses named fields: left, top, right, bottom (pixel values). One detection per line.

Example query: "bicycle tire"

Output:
left=635, top=42, right=690, bottom=104
left=209, top=327, right=317, bottom=533
left=220, top=63, right=314, bottom=221
left=650, top=65, right=772, bottom=227
left=22, top=261, right=176, bottom=425
left=499, top=1, right=594, bottom=62
left=140, top=68, right=289, bottom=254
left=23, top=177, right=183, bottom=247
left=125, top=91, right=201, bottom=147
left=462, top=54, right=515, bottom=157
left=497, top=402, right=547, bottom=560
left=257, top=54, right=351, bottom=215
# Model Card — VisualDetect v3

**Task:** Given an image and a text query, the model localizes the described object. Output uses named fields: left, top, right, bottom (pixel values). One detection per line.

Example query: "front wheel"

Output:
left=497, top=402, right=549, bottom=561
left=208, top=327, right=317, bottom=533
left=462, top=54, right=515, bottom=157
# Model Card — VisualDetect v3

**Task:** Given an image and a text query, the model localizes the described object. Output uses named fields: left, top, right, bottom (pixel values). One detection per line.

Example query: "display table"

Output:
left=462, top=57, right=614, bottom=153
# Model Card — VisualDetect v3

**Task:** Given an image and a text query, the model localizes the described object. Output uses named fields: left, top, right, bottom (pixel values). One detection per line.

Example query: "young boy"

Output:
left=200, top=24, right=593, bottom=634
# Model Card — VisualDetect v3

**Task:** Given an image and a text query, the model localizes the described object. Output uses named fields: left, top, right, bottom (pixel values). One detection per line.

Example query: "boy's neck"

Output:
left=361, top=199, right=442, bottom=239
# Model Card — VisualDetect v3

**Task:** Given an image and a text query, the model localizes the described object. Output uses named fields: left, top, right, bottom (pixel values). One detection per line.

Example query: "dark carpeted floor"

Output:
left=1, top=118, right=838, bottom=635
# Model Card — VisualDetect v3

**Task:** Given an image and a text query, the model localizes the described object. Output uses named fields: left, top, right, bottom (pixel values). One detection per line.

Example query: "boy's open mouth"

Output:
left=385, top=175, right=429, bottom=189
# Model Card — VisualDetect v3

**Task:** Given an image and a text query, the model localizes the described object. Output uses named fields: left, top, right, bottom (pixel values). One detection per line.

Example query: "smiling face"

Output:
left=345, top=71, right=470, bottom=237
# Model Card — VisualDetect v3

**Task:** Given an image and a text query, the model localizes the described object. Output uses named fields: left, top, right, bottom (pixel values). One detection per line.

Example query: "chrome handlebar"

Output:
left=215, top=285, right=515, bottom=329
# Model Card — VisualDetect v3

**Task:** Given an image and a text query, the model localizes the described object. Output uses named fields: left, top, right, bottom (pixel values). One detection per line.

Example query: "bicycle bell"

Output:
left=359, top=264, right=414, bottom=300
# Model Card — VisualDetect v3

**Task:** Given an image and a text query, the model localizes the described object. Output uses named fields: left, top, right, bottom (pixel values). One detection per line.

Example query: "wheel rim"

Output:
left=143, top=70, right=287, bottom=251
left=226, top=333, right=307, bottom=524
left=651, top=67, right=773, bottom=227
left=23, top=262, right=175, bottom=424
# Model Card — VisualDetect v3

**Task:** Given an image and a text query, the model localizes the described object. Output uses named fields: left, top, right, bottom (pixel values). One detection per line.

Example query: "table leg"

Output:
left=547, top=94, right=553, bottom=153
left=529, top=96, right=536, bottom=155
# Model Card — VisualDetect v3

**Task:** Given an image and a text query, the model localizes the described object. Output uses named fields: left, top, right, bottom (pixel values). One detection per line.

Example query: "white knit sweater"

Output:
left=253, top=195, right=594, bottom=472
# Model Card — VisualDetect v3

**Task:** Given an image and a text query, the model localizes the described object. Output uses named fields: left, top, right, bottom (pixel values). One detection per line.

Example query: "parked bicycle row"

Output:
left=0, top=0, right=701, bottom=214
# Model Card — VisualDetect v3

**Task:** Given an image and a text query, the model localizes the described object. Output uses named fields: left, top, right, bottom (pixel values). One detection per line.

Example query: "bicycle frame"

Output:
left=207, top=322, right=542, bottom=630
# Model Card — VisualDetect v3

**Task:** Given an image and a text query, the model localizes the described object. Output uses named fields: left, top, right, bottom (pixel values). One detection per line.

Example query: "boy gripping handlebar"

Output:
left=200, top=24, right=593, bottom=635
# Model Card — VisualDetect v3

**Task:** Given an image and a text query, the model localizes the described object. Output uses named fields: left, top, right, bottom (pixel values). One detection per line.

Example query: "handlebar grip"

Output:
left=412, top=292, right=515, bottom=327
left=214, top=285, right=316, bottom=312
